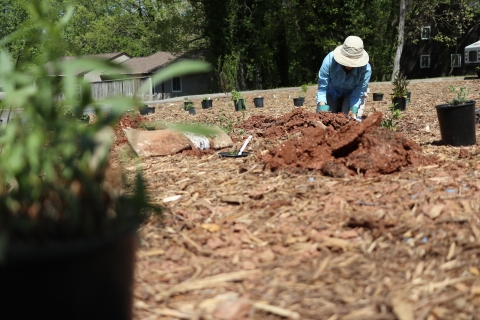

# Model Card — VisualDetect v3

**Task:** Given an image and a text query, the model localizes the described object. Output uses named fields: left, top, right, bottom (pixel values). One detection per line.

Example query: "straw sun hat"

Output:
left=333, top=36, right=369, bottom=68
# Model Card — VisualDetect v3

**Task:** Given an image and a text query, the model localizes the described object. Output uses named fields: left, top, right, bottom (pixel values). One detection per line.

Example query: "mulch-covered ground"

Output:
left=112, top=78, right=480, bottom=320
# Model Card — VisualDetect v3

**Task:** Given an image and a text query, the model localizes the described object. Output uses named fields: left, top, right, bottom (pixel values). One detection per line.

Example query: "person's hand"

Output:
left=316, top=104, right=330, bottom=112
left=349, top=106, right=359, bottom=116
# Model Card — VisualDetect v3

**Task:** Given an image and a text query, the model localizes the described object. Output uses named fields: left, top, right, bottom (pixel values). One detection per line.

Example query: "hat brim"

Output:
left=333, top=45, right=369, bottom=68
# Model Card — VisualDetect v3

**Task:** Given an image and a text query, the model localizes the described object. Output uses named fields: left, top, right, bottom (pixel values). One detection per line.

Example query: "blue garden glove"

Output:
left=349, top=106, right=359, bottom=116
left=316, top=104, right=330, bottom=113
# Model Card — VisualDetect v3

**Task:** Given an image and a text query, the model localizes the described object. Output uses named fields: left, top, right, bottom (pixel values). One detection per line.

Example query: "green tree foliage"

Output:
left=1, top=0, right=477, bottom=90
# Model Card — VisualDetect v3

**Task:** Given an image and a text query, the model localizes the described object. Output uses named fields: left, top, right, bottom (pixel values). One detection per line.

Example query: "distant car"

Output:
left=465, top=40, right=480, bottom=66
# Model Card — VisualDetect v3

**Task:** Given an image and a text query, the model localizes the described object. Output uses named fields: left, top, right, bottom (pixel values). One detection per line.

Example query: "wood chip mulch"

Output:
left=109, top=78, right=480, bottom=320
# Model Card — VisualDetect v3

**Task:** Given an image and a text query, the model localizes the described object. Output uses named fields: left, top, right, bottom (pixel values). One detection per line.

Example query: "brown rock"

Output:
left=123, top=128, right=191, bottom=157
left=459, top=148, right=469, bottom=158
left=209, top=129, right=234, bottom=149
left=259, top=249, right=276, bottom=262
left=212, top=297, right=252, bottom=320
left=206, top=237, right=225, bottom=250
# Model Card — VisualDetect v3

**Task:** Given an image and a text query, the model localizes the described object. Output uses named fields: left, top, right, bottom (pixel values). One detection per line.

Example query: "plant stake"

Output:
left=238, top=135, right=253, bottom=155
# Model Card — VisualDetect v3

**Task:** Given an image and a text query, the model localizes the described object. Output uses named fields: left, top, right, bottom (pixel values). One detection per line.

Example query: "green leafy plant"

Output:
left=218, top=108, right=245, bottom=134
left=476, top=66, right=480, bottom=70
left=391, top=72, right=410, bottom=98
left=0, top=2, right=211, bottom=260
left=299, top=84, right=308, bottom=98
left=202, top=96, right=211, bottom=101
left=231, top=90, right=244, bottom=101
left=381, top=103, right=402, bottom=130
left=446, top=85, right=469, bottom=105
left=184, top=97, right=194, bottom=110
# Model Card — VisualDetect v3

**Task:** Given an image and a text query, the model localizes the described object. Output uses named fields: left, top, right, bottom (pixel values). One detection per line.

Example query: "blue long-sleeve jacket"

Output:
left=316, top=52, right=371, bottom=108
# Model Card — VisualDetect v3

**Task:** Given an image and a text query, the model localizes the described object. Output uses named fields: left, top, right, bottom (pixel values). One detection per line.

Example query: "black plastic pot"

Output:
left=188, top=107, right=196, bottom=115
left=235, top=99, right=246, bottom=111
left=201, top=100, right=213, bottom=109
left=372, top=93, right=384, bottom=101
left=392, top=97, right=406, bottom=111
left=0, top=226, right=138, bottom=320
left=139, top=104, right=148, bottom=115
left=435, top=100, right=476, bottom=146
left=148, top=106, right=155, bottom=114
left=293, top=98, right=304, bottom=107
left=254, top=97, right=264, bottom=108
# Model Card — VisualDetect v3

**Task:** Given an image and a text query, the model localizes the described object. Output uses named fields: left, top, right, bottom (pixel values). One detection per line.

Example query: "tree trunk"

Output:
left=391, top=0, right=406, bottom=80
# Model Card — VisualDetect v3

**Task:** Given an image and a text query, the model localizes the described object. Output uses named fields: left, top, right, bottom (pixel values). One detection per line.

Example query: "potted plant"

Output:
left=60, top=104, right=91, bottom=123
left=435, top=85, right=476, bottom=146
left=372, top=92, right=384, bottom=101
left=201, top=97, right=213, bottom=109
left=185, top=102, right=197, bottom=115
left=184, top=97, right=193, bottom=111
left=253, top=95, right=264, bottom=108
left=139, top=104, right=148, bottom=115
left=0, top=3, right=211, bottom=318
left=231, top=90, right=246, bottom=111
left=293, top=84, right=308, bottom=107
left=391, top=71, right=410, bottom=111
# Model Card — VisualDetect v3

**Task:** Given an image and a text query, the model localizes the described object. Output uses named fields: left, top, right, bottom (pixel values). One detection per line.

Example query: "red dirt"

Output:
left=250, top=109, right=432, bottom=177
left=113, top=113, right=147, bottom=146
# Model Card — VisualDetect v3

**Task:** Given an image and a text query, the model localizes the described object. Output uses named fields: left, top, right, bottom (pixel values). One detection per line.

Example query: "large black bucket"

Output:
left=435, top=101, right=476, bottom=146
left=0, top=226, right=138, bottom=320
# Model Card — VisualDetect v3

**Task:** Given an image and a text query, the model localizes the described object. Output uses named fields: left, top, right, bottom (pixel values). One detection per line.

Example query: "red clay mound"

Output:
left=260, top=111, right=428, bottom=177
left=241, top=108, right=350, bottom=139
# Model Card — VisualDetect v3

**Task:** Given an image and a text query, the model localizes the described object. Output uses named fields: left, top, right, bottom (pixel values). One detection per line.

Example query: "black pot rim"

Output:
left=5, top=223, right=139, bottom=263
left=435, top=100, right=476, bottom=109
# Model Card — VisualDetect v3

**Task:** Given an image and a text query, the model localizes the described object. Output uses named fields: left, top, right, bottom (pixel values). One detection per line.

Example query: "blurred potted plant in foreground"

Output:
left=0, top=2, right=211, bottom=319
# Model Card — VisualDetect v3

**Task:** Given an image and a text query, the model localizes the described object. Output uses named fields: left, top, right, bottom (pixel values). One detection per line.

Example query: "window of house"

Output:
left=172, top=77, right=182, bottom=92
left=420, top=55, right=430, bottom=68
left=451, top=54, right=461, bottom=67
left=421, top=26, right=431, bottom=40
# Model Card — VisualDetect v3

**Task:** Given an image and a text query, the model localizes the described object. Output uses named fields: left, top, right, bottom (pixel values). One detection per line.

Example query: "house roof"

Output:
left=45, top=52, right=132, bottom=76
left=115, top=51, right=180, bottom=75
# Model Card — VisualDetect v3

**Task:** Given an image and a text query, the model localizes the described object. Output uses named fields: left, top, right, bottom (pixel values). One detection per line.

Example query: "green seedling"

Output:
left=447, top=85, right=469, bottom=105
left=381, top=103, right=402, bottom=130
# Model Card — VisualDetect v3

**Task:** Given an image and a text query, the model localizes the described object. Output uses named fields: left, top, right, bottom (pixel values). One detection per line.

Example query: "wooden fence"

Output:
left=91, top=78, right=153, bottom=101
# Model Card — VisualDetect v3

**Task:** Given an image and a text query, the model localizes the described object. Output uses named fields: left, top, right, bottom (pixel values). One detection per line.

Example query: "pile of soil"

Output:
left=240, top=109, right=431, bottom=177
